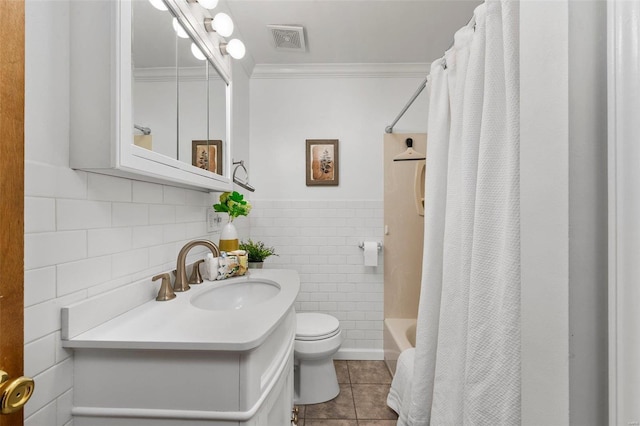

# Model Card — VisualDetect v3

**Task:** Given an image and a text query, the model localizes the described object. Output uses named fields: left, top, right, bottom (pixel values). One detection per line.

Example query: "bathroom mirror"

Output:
left=131, top=0, right=229, bottom=176
left=132, top=0, right=178, bottom=159
left=177, top=37, right=208, bottom=165
left=208, top=61, right=228, bottom=173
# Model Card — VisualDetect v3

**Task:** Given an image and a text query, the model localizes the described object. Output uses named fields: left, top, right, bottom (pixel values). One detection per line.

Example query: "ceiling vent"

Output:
left=267, top=25, right=306, bottom=52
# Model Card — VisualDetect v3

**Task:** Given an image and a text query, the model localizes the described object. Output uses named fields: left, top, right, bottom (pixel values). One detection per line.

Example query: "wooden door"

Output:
left=0, top=0, right=25, bottom=424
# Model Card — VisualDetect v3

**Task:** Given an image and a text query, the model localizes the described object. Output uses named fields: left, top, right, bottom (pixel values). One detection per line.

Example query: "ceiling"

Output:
left=224, top=0, right=482, bottom=73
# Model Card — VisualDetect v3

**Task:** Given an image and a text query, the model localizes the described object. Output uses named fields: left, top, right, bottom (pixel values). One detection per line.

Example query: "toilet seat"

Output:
left=296, top=313, right=340, bottom=341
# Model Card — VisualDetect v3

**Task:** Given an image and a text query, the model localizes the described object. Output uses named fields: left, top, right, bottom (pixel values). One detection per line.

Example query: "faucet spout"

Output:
left=174, top=239, right=220, bottom=292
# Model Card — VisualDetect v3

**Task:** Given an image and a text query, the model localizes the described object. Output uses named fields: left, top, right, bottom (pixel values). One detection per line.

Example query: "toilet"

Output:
left=294, top=312, right=343, bottom=405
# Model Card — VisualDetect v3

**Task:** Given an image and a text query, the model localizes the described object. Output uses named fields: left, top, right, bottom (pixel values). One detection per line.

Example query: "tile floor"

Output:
left=297, top=360, right=398, bottom=426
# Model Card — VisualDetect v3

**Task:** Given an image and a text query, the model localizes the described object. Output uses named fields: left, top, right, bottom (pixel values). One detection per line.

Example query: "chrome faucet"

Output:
left=174, top=239, right=220, bottom=292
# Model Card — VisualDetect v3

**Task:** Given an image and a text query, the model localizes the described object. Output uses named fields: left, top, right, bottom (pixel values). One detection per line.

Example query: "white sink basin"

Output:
left=62, top=270, right=300, bottom=351
left=191, top=279, right=281, bottom=311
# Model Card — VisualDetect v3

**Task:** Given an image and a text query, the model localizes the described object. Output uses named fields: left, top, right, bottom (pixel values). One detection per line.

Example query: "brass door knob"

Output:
left=0, top=370, right=35, bottom=414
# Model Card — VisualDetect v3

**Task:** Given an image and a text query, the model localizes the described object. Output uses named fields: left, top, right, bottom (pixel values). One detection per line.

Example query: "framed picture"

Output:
left=192, top=140, right=223, bottom=175
left=306, top=139, right=339, bottom=186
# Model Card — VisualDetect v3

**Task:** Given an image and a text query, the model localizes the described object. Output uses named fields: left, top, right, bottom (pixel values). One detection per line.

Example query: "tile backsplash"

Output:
left=23, top=161, right=226, bottom=423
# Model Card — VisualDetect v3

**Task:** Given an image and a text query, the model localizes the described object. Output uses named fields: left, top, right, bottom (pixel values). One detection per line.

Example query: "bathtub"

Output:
left=383, top=318, right=417, bottom=375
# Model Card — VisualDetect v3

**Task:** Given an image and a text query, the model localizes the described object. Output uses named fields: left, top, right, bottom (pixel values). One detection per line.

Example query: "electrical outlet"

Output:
left=207, top=209, right=223, bottom=233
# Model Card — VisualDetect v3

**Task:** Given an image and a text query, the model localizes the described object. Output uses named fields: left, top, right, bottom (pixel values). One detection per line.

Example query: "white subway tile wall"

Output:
left=23, top=160, right=224, bottom=423
left=249, top=200, right=384, bottom=354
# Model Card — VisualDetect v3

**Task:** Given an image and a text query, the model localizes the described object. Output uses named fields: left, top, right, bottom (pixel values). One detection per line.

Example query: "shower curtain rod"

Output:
left=384, top=15, right=476, bottom=134
left=384, top=74, right=429, bottom=134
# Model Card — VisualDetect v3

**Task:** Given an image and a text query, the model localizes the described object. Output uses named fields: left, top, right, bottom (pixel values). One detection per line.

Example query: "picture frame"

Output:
left=192, top=140, right=223, bottom=175
left=306, top=139, right=339, bottom=186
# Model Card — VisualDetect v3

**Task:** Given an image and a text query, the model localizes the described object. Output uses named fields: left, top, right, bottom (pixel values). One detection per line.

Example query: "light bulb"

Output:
left=191, top=43, right=207, bottom=61
left=224, top=39, right=245, bottom=59
left=198, top=0, right=218, bottom=9
left=212, top=13, right=234, bottom=37
left=172, top=18, right=189, bottom=39
left=148, top=0, right=168, bottom=11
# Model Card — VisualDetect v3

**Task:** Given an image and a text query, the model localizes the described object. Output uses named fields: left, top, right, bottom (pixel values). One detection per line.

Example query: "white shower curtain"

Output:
left=396, top=1, right=520, bottom=424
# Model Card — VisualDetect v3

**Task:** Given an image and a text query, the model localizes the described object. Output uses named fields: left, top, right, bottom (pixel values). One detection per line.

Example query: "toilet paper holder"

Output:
left=358, top=242, right=382, bottom=251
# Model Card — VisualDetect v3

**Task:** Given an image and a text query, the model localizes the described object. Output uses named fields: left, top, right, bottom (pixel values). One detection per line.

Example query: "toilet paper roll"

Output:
left=363, top=241, right=378, bottom=267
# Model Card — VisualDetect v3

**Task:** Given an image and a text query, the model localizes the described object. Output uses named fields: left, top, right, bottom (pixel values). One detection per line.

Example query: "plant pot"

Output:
left=219, top=220, right=239, bottom=252
left=248, top=261, right=264, bottom=269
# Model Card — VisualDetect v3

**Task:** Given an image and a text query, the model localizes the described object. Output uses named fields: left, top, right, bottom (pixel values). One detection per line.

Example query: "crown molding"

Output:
left=133, top=63, right=430, bottom=81
left=250, top=63, right=431, bottom=79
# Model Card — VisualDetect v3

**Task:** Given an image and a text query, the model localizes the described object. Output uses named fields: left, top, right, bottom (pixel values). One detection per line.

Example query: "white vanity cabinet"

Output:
left=62, top=270, right=300, bottom=425
left=69, top=0, right=233, bottom=192
left=71, top=313, right=295, bottom=426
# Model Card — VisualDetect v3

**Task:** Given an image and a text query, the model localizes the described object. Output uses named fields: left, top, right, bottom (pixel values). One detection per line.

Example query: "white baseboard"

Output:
left=335, top=348, right=384, bottom=361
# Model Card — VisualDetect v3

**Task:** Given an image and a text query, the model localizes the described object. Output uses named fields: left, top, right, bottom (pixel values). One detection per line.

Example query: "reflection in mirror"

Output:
left=132, top=0, right=178, bottom=159
left=131, top=0, right=230, bottom=178
left=208, top=61, right=227, bottom=175
left=177, top=38, right=208, bottom=166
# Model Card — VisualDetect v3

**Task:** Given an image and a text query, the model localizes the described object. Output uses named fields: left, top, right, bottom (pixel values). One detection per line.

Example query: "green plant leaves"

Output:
left=239, top=239, right=278, bottom=262
left=213, top=191, right=252, bottom=220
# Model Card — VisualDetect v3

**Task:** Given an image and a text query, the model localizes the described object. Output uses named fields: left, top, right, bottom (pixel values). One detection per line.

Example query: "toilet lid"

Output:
left=296, top=313, right=341, bottom=341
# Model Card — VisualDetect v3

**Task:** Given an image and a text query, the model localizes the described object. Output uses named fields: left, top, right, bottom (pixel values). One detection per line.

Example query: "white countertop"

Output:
left=62, top=269, right=300, bottom=351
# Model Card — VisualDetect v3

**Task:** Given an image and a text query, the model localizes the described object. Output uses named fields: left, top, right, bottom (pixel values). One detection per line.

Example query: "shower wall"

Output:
left=383, top=133, right=426, bottom=319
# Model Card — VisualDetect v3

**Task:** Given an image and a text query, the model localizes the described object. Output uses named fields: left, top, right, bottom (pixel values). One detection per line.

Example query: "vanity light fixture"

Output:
left=148, top=0, right=168, bottom=11
left=172, top=18, right=189, bottom=39
left=204, top=13, right=234, bottom=37
left=187, top=0, right=219, bottom=10
left=220, top=39, right=246, bottom=59
left=190, top=43, right=207, bottom=61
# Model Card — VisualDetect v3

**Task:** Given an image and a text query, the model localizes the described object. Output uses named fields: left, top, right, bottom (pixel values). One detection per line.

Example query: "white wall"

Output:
left=568, top=1, right=608, bottom=424
left=249, top=67, right=428, bottom=357
left=22, top=1, right=251, bottom=423
left=521, top=2, right=609, bottom=424
left=250, top=70, right=429, bottom=200
left=520, top=2, right=570, bottom=424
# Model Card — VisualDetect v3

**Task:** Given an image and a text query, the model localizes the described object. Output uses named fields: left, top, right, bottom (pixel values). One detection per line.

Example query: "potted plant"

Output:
left=239, top=239, right=278, bottom=269
left=213, top=191, right=251, bottom=252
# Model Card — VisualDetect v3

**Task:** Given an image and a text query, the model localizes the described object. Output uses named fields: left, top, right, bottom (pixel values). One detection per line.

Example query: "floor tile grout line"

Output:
left=347, top=360, right=359, bottom=421
left=351, top=382, right=359, bottom=421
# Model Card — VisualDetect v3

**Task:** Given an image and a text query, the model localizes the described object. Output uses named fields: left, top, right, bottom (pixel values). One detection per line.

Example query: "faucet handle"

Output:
left=189, top=259, right=205, bottom=284
left=152, top=273, right=176, bottom=301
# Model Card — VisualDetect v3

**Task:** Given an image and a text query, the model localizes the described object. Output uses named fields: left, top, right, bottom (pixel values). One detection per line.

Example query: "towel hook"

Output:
left=232, top=159, right=255, bottom=192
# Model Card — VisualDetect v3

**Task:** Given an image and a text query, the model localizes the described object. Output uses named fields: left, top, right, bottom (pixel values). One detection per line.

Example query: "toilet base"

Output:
left=294, top=357, right=340, bottom=405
